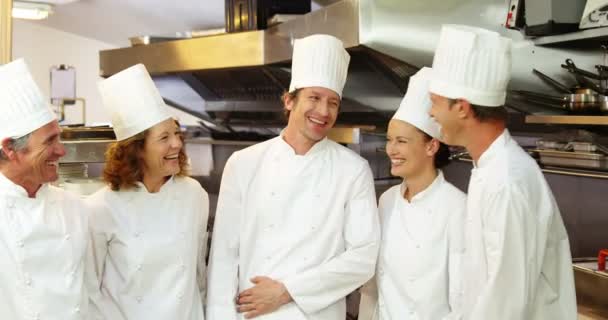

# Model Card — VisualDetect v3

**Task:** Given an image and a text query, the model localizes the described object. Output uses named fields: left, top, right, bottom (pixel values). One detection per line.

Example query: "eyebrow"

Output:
left=44, top=133, right=59, bottom=144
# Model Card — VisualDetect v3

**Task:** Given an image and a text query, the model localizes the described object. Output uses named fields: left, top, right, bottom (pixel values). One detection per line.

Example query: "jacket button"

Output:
left=136, top=296, right=142, bottom=303
left=17, top=240, right=24, bottom=248
left=134, top=232, right=140, bottom=238
left=65, top=234, right=71, bottom=240
left=137, top=264, right=142, bottom=271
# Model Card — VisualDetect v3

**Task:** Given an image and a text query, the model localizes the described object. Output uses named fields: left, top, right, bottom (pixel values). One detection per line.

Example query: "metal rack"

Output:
left=525, top=115, right=608, bottom=126
left=531, top=27, right=608, bottom=46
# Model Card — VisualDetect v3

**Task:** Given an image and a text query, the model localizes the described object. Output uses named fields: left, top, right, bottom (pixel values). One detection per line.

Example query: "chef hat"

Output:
left=393, top=67, right=441, bottom=139
left=98, top=64, right=172, bottom=141
left=289, top=34, right=350, bottom=98
left=0, top=59, right=56, bottom=149
left=429, top=24, right=512, bottom=107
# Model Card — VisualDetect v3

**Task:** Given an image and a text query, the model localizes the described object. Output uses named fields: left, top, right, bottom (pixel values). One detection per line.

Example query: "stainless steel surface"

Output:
left=100, top=0, right=359, bottom=76
left=60, top=140, right=113, bottom=164
left=129, top=35, right=189, bottom=46
left=574, top=259, right=608, bottom=319
left=525, top=115, right=608, bottom=125
left=100, top=0, right=608, bottom=112
left=455, top=155, right=608, bottom=179
left=100, top=30, right=266, bottom=75
left=535, top=149, right=608, bottom=170
left=533, top=27, right=608, bottom=45
left=0, top=0, right=12, bottom=64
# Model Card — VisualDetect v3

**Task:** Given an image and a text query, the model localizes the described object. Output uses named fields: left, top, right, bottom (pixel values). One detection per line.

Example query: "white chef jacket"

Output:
left=86, top=176, right=209, bottom=320
left=0, top=172, right=89, bottom=320
left=459, top=130, right=576, bottom=320
left=206, top=135, right=380, bottom=320
left=359, top=171, right=466, bottom=320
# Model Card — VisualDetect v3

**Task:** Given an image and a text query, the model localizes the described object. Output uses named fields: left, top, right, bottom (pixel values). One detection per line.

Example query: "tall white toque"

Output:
left=429, top=24, right=512, bottom=107
left=289, top=34, right=351, bottom=98
left=98, top=64, right=172, bottom=141
left=0, top=59, right=56, bottom=149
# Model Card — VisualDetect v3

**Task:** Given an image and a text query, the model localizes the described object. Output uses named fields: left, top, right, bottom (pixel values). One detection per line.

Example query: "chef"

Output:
left=428, top=24, right=577, bottom=319
left=358, top=67, right=466, bottom=320
left=0, top=59, right=89, bottom=319
left=206, top=34, right=380, bottom=320
left=86, top=64, right=209, bottom=320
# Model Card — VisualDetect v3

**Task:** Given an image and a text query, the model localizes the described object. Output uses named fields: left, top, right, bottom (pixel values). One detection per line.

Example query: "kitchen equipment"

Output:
left=574, top=258, right=608, bottom=318
left=60, top=126, right=116, bottom=140
left=535, top=149, right=608, bottom=170
left=561, top=59, right=607, bottom=94
left=580, top=0, right=608, bottom=29
left=532, top=69, right=572, bottom=94
left=599, top=249, right=608, bottom=271
left=511, top=89, right=608, bottom=114
left=225, top=0, right=311, bottom=33
left=536, top=140, right=568, bottom=150
left=530, top=69, right=608, bottom=114
left=505, top=0, right=525, bottom=30
left=525, top=0, right=587, bottom=36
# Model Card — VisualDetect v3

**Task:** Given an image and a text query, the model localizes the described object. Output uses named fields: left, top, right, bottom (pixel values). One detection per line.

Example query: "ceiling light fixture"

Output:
left=12, top=1, right=54, bottom=20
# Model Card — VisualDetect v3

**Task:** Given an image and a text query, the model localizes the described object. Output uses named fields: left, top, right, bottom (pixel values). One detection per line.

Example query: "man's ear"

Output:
left=282, top=92, right=296, bottom=112
left=1, top=138, right=17, bottom=160
left=457, top=99, right=474, bottom=119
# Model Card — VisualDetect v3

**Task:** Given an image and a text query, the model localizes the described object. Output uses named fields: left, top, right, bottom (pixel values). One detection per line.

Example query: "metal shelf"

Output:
left=455, top=157, right=608, bottom=180
left=525, top=115, right=608, bottom=125
left=531, top=27, right=608, bottom=45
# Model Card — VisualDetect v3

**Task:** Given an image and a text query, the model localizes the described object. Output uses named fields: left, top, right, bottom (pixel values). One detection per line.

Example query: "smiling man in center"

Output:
left=206, top=34, right=380, bottom=320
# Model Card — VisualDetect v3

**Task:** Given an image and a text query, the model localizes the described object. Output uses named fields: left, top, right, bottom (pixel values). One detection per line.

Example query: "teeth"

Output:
left=47, top=161, right=58, bottom=167
left=164, top=155, right=179, bottom=160
left=308, top=117, right=326, bottom=125
left=391, top=159, right=405, bottom=165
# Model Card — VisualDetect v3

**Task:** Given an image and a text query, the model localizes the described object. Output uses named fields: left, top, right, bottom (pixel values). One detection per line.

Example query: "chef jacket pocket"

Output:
left=483, top=230, right=500, bottom=279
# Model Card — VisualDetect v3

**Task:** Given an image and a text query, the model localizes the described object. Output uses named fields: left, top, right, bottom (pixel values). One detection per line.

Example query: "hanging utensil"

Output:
left=532, top=69, right=572, bottom=93
left=561, top=59, right=606, bottom=94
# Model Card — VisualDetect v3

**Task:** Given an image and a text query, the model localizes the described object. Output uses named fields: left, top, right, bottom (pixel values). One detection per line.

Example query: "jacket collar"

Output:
left=277, top=130, right=329, bottom=157
left=134, top=175, right=175, bottom=194
left=400, top=170, right=445, bottom=204
left=0, top=172, right=49, bottom=199
left=474, top=129, right=511, bottom=169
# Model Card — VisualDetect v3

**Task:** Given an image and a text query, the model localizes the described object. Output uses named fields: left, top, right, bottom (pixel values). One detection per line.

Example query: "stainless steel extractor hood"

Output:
left=99, top=0, right=418, bottom=128
left=99, top=0, right=604, bottom=126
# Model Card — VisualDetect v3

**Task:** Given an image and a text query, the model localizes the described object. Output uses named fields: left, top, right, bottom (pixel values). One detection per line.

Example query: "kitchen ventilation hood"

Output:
left=99, top=0, right=594, bottom=127
left=99, top=0, right=417, bottom=128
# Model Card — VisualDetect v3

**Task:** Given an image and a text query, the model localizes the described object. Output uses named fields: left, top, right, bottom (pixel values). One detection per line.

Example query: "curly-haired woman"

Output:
left=86, top=64, right=209, bottom=320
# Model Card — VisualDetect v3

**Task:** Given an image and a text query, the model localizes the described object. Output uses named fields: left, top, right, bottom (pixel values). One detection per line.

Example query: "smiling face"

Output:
left=10, top=120, right=66, bottom=186
left=386, top=119, right=438, bottom=179
left=284, top=86, right=340, bottom=143
left=140, top=118, right=183, bottom=180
